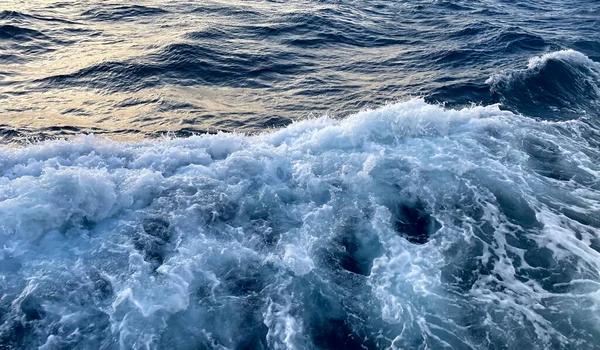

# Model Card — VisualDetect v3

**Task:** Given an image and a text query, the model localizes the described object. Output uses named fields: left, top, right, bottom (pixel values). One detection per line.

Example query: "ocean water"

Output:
left=1, top=1, right=600, bottom=349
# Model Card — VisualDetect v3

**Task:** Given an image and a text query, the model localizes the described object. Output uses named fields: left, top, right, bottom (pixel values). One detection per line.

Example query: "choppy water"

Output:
left=1, top=1, right=600, bottom=349
left=1, top=0, right=599, bottom=140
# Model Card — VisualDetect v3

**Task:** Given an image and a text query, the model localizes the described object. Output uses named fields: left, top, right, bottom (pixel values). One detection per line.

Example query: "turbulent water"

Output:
left=1, top=1, right=600, bottom=349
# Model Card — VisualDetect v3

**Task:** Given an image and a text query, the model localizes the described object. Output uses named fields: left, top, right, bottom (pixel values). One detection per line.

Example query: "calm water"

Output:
left=1, top=1, right=600, bottom=349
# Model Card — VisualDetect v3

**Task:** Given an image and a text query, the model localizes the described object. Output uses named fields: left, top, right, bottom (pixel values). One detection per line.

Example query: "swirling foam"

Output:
left=1, top=99, right=599, bottom=349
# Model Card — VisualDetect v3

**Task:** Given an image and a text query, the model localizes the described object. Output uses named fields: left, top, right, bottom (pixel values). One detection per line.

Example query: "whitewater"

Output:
left=1, top=51, right=600, bottom=349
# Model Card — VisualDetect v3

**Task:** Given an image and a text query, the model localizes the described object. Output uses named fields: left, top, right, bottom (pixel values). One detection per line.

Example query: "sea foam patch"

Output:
left=1, top=98, right=599, bottom=349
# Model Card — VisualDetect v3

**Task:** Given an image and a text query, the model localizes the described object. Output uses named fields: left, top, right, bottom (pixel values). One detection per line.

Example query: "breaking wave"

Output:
left=487, top=49, right=600, bottom=121
left=1, top=97, right=599, bottom=349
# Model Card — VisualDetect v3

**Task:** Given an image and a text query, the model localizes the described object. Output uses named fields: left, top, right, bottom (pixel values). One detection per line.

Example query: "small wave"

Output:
left=432, top=1, right=474, bottom=11
left=493, top=30, right=548, bottom=54
left=38, top=61, right=164, bottom=92
left=81, top=5, right=168, bottom=21
left=525, top=49, right=600, bottom=70
left=0, top=24, right=48, bottom=41
left=190, top=4, right=262, bottom=18
left=39, top=42, right=309, bottom=92
left=0, top=10, right=77, bottom=24
left=426, top=30, right=548, bottom=71
left=447, top=21, right=493, bottom=38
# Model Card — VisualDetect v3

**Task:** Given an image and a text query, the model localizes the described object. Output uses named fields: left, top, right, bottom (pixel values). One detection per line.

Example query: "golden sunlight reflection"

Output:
left=0, top=0, right=425, bottom=141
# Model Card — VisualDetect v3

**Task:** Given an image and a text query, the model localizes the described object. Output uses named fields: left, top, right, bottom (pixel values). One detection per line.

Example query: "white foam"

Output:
left=1, top=98, right=599, bottom=349
left=486, top=49, right=600, bottom=87
left=526, top=49, right=600, bottom=70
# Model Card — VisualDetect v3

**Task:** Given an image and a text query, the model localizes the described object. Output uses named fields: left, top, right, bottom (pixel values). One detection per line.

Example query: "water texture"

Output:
left=0, top=1, right=600, bottom=349
left=0, top=0, right=598, bottom=139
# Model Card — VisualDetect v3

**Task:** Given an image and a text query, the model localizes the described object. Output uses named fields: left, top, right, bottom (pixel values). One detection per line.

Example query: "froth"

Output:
left=1, top=98, right=599, bottom=349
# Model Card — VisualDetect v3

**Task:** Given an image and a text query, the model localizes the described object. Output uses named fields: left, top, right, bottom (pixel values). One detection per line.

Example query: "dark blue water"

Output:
left=1, top=1, right=600, bottom=349
left=1, top=0, right=598, bottom=139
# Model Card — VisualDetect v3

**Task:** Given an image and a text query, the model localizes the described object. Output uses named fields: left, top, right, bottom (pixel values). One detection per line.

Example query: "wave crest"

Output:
left=487, top=49, right=600, bottom=121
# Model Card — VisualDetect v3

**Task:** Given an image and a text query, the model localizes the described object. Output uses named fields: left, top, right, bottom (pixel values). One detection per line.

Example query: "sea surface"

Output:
left=1, top=0, right=600, bottom=349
